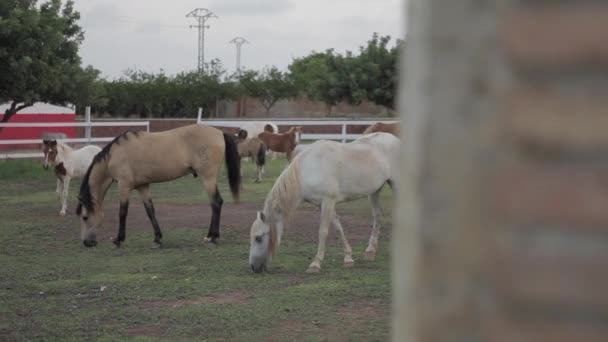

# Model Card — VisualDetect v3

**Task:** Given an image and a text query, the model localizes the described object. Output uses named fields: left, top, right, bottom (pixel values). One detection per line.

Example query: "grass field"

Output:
left=0, top=158, right=393, bottom=341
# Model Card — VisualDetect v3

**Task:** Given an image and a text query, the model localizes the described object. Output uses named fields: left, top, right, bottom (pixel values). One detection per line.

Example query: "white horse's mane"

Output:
left=55, top=141, right=74, bottom=162
left=263, top=157, right=302, bottom=223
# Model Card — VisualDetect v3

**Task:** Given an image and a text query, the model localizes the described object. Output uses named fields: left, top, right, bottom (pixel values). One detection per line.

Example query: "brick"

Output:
left=486, top=246, right=608, bottom=308
left=500, top=6, right=608, bottom=66
left=482, top=313, right=608, bottom=342
left=487, top=163, right=608, bottom=228
left=501, top=87, right=608, bottom=151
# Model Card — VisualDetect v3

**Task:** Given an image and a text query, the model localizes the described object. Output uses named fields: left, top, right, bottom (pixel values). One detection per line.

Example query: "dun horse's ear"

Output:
left=42, top=139, right=49, bottom=145
left=258, top=211, right=266, bottom=223
left=49, top=140, right=57, bottom=147
left=237, top=130, right=248, bottom=140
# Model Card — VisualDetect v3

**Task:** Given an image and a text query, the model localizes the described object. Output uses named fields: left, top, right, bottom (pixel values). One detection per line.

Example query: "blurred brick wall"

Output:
left=395, top=1, right=608, bottom=341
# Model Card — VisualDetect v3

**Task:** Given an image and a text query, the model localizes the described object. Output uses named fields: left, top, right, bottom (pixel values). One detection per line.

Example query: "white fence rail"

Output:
left=196, top=110, right=397, bottom=142
left=0, top=107, right=149, bottom=159
left=1, top=109, right=396, bottom=159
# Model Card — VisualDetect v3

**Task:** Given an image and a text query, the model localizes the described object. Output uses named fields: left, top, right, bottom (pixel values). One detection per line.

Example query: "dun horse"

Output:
left=249, top=132, right=399, bottom=273
left=257, top=126, right=302, bottom=161
left=76, top=125, right=241, bottom=248
left=42, top=140, right=101, bottom=215
left=362, top=122, right=400, bottom=137
left=236, top=131, right=266, bottom=183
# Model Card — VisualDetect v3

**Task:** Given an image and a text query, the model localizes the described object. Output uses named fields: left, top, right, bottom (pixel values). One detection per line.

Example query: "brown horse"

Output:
left=257, top=126, right=302, bottom=161
left=362, top=122, right=400, bottom=137
left=236, top=133, right=266, bottom=183
left=76, top=124, right=241, bottom=248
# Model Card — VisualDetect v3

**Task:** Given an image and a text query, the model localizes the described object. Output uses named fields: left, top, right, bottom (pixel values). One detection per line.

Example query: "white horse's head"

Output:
left=42, top=140, right=58, bottom=170
left=249, top=211, right=277, bottom=273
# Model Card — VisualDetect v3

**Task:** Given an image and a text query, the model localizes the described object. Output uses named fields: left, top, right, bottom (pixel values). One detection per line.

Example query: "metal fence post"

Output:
left=341, top=124, right=347, bottom=143
left=197, top=107, right=203, bottom=124
left=85, top=106, right=91, bottom=143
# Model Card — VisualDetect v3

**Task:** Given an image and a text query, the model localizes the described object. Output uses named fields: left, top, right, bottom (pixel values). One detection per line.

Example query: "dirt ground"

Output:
left=97, top=200, right=385, bottom=247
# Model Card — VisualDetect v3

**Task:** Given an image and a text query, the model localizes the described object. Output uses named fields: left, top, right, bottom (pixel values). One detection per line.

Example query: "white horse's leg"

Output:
left=307, top=198, right=336, bottom=273
left=332, top=214, right=354, bottom=267
left=59, top=176, right=70, bottom=216
left=55, top=178, right=62, bottom=193
left=255, top=164, right=262, bottom=183
left=365, top=189, right=383, bottom=261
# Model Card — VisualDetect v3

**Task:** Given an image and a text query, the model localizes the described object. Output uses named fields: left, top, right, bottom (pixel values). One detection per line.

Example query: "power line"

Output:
left=186, top=8, right=218, bottom=72
left=229, top=37, right=249, bottom=73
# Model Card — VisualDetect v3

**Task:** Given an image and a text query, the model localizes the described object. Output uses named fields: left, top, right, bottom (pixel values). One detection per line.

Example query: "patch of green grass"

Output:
left=0, top=158, right=391, bottom=341
left=0, top=159, right=47, bottom=180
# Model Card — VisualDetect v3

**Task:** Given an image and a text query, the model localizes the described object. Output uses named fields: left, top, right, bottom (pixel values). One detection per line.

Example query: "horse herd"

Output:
left=40, top=121, right=400, bottom=273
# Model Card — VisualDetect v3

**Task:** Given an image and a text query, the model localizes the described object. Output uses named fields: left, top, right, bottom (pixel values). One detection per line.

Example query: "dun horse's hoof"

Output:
left=113, top=239, right=122, bottom=248
left=204, top=237, right=218, bottom=246
left=343, top=260, right=355, bottom=268
left=306, top=266, right=321, bottom=273
left=152, top=242, right=163, bottom=249
left=364, top=251, right=376, bottom=261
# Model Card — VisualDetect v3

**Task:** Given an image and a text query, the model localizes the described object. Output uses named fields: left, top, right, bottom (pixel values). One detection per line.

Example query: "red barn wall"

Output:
left=0, top=114, right=76, bottom=149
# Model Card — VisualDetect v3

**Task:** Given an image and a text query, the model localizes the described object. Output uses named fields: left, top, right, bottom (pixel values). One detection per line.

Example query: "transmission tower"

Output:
left=186, top=8, right=217, bottom=72
left=229, top=37, right=249, bottom=73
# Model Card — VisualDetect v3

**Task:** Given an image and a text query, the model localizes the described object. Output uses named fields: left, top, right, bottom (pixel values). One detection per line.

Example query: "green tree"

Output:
left=71, top=66, right=107, bottom=115
left=353, top=33, right=402, bottom=110
left=238, top=67, right=297, bottom=115
left=0, top=0, right=91, bottom=122
left=289, top=50, right=349, bottom=115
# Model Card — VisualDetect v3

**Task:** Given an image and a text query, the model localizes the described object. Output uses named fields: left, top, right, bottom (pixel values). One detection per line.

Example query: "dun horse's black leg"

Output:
left=143, top=198, right=163, bottom=245
left=207, top=188, right=224, bottom=243
left=114, top=201, right=129, bottom=247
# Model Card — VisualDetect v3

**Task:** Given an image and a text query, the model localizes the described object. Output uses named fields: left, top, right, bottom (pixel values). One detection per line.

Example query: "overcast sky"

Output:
left=71, top=0, right=405, bottom=79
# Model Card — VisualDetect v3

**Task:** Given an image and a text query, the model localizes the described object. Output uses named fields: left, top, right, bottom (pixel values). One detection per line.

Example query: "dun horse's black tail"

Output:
left=256, top=142, right=266, bottom=168
left=223, top=132, right=241, bottom=202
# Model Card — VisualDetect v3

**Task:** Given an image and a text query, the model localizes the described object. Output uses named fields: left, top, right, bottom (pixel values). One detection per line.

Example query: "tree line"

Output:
left=1, top=0, right=401, bottom=121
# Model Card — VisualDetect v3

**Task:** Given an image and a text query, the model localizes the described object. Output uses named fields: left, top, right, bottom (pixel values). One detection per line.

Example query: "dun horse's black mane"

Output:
left=76, top=131, right=139, bottom=215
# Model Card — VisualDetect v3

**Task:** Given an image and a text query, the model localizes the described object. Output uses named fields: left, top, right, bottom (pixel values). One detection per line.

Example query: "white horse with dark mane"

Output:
left=248, top=132, right=399, bottom=273
left=42, top=140, right=101, bottom=215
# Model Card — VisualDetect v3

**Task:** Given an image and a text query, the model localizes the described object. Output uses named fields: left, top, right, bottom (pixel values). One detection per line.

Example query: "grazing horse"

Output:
left=236, top=133, right=266, bottom=183
left=248, top=132, right=399, bottom=273
left=362, top=122, right=400, bottom=137
left=239, top=121, right=279, bottom=159
left=257, top=126, right=302, bottom=161
left=42, top=140, right=101, bottom=215
left=76, top=124, right=241, bottom=248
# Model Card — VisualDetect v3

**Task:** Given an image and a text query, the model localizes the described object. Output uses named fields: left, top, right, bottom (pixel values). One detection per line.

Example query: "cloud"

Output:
left=207, top=0, right=295, bottom=16
left=80, top=3, right=124, bottom=29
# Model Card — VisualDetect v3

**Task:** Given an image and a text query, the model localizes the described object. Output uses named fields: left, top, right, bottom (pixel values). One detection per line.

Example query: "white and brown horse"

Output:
left=257, top=126, right=302, bottom=161
left=76, top=124, right=241, bottom=248
left=238, top=121, right=279, bottom=159
left=248, top=132, right=399, bottom=273
left=42, top=140, right=101, bottom=215
left=362, top=122, right=400, bottom=137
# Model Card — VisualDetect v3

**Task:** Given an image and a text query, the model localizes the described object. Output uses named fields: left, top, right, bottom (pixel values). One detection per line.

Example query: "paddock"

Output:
left=0, top=157, right=393, bottom=340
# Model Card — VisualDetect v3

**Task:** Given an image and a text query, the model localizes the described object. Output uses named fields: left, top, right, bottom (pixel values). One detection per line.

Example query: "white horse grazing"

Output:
left=248, top=132, right=399, bottom=273
left=42, top=140, right=101, bottom=215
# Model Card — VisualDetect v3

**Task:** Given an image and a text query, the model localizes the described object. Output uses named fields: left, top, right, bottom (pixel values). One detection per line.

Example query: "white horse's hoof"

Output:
left=343, top=260, right=355, bottom=268
left=59, top=210, right=66, bottom=216
left=306, top=266, right=321, bottom=273
left=364, top=251, right=376, bottom=261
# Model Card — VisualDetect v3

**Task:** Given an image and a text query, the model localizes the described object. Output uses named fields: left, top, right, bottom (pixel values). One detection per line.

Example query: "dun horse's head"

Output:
left=236, top=129, right=248, bottom=142
left=249, top=211, right=277, bottom=273
left=76, top=199, right=103, bottom=248
left=42, top=140, right=58, bottom=170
